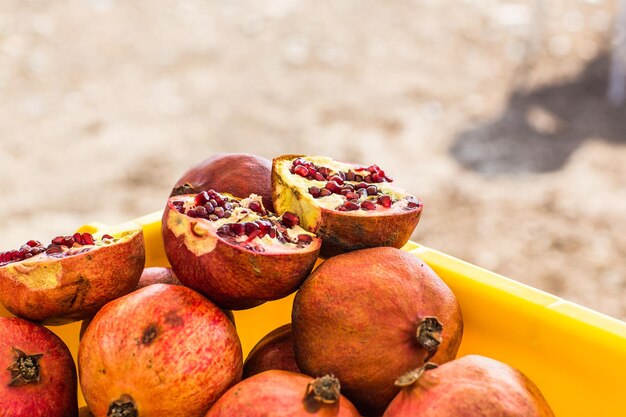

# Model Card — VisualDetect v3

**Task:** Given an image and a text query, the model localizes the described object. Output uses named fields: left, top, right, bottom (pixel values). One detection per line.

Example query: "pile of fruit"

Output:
left=0, top=154, right=555, bottom=417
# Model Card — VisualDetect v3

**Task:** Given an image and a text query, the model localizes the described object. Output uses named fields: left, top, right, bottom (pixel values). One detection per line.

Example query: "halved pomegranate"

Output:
left=272, top=155, right=423, bottom=256
left=0, top=228, right=145, bottom=325
left=162, top=190, right=321, bottom=310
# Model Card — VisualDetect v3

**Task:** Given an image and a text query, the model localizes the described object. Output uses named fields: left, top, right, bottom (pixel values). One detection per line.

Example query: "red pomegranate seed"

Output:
left=102, top=234, right=114, bottom=240
left=209, top=199, right=218, bottom=208
left=248, top=201, right=263, bottom=213
left=345, top=192, right=360, bottom=200
left=338, top=171, right=346, bottom=181
left=172, top=200, right=184, bottom=206
left=406, top=196, right=422, bottom=208
left=355, top=182, right=368, bottom=190
left=194, top=191, right=210, bottom=206
left=73, top=233, right=84, bottom=245
left=51, top=236, right=65, bottom=245
left=361, top=201, right=377, bottom=211
left=318, top=167, right=331, bottom=178
left=297, top=234, right=313, bottom=244
left=187, top=209, right=198, bottom=218
left=26, top=240, right=41, bottom=247
left=244, top=222, right=258, bottom=235
left=80, top=233, right=93, bottom=245
left=293, top=158, right=306, bottom=166
left=367, top=165, right=381, bottom=173
left=328, top=175, right=344, bottom=185
left=343, top=201, right=359, bottom=211
left=214, top=207, right=225, bottom=218
left=319, top=188, right=332, bottom=197
left=230, top=223, right=246, bottom=236
left=294, top=165, right=308, bottom=177
left=364, top=175, right=372, bottom=183
left=325, top=181, right=342, bottom=194
left=209, top=214, right=219, bottom=221
left=281, top=212, right=300, bottom=228
left=345, top=171, right=355, bottom=181
left=308, top=186, right=321, bottom=198
left=195, top=206, right=208, bottom=218
left=377, top=195, right=393, bottom=208
left=268, top=228, right=277, bottom=239
left=204, top=202, right=214, bottom=213
left=366, top=185, right=378, bottom=195
left=314, top=172, right=325, bottom=181
left=356, top=188, right=368, bottom=198
left=371, top=173, right=383, bottom=183
left=46, top=245, right=63, bottom=255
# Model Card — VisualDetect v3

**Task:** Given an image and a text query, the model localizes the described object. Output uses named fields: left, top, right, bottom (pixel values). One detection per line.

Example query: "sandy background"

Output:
left=1, top=0, right=624, bottom=320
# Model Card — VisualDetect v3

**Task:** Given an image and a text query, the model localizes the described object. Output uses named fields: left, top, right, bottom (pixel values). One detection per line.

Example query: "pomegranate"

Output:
left=78, top=407, right=93, bottom=417
left=0, top=317, right=78, bottom=417
left=272, top=155, right=423, bottom=257
left=383, top=355, right=555, bottom=417
left=0, top=228, right=145, bottom=325
left=162, top=190, right=321, bottom=310
left=78, top=266, right=182, bottom=339
left=292, top=247, right=463, bottom=416
left=243, top=323, right=300, bottom=378
left=172, top=153, right=274, bottom=211
left=79, top=284, right=242, bottom=417
left=205, top=370, right=361, bottom=417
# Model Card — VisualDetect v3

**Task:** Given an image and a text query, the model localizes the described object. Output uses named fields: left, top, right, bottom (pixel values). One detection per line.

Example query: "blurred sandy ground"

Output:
left=0, top=0, right=624, bottom=320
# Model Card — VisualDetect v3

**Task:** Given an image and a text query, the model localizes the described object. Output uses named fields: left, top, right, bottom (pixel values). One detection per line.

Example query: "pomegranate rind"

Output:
left=271, top=154, right=423, bottom=257
left=204, top=370, right=361, bottom=417
left=0, top=230, right=145, bottom=325
left=243, top=323, right=300, bottom=379
left=0, top=317, right=78, bottom=417
left=162, top=197, right=321, bottom=310
left=174, top=153, right=275, bottom=212
left=292, top=247, right=463, bottom=416
left=79, top=284, right=243, bottom=417
left=383, top=355, right=555, bottom=417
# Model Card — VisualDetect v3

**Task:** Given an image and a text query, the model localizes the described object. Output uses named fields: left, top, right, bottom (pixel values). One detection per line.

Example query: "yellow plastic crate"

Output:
left=2, top=211, right=625, bottom=416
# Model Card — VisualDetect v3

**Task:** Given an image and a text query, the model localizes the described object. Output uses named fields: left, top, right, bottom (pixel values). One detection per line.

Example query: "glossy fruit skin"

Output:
left=292, top=247, right=463, bottom=416
left=204, top=370, right=362, bottom=417
left=383, top=355, right=555, bottom=417
left=272, top=154, right=422, bottom=257
left=0, top=231, right=145, bottom=325
left=174, top=153, right=274, bottom=212
left=0, top=317, right=78, bottom=417
left=243, top=323, right=300, bottom=378
left=162, top=198, right=321, bottom=310
left=79, top=284, right=243, bottom=417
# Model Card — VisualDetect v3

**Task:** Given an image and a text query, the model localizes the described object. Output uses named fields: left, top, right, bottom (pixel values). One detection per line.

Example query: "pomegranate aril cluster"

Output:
left=0, top=232, right=111, bottom=266
left=290, top=158, right=393, bottom=184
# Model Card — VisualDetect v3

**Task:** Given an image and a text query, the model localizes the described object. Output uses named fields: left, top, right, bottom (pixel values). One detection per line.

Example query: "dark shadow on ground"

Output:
left=450, top=53, right=626, bottom=175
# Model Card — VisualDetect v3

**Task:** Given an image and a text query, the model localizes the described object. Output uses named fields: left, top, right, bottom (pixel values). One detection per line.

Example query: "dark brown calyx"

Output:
left=416, top=317, right=443, bottom=362
left=170, top=182, right=197, bottom=197
left=305, top=374, right=341, bottom=404
left=108, top=395, right=137, bottom=417
left=394, top=362, right=439, bottom=387
left=7, top=348, right=44, bottom=386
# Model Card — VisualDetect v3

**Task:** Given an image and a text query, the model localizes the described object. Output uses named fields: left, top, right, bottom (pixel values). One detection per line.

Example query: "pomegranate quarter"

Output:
left=292, top=247, right=463, bottom=416
left=383, top=355, right=555, bottom=417
left=79, top=284, right=243, bottom=417
left=0, top=228, right=145, bottom=325
left=272, top=155, right=423, bottom=257
left=162, top=190, right=321, bottom=310
left=0, top=317, right=78, bottom=417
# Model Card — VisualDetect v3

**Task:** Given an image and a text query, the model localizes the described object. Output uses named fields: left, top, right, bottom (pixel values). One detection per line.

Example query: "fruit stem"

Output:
left=108, top=395, right=137, bottom=417
left=304, top=374, right=341, bottom=404
left=7, top=347, right=43, bottom=386
left=394, top=362, right=439, bottom=387
left=416, top=316, right=443, bottom=362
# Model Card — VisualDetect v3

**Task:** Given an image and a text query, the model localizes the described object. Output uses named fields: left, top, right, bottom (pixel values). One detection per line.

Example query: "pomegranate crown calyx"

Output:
left=417, top=316, right=443, bottom=362
left=394, top=362, right=439, bottom=388
left=305, top=374, right=341, bottom=404
left=7, top=347, right=44, bottom=386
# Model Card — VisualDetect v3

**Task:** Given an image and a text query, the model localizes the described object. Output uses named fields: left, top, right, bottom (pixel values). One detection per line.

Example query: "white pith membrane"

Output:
left=276, top=156, right=421, bottom=214
left=0, top=231, right=132, bottom=267
left=170, top=192, right=317, bottom=254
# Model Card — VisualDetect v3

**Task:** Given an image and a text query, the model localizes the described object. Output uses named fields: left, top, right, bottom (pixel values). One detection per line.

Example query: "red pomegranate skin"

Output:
left=205, top=370, right=362, bottom=417
left=383, top=355, right=555, bottom=417
left=136, top=266, right=181, bottom=287
left=0, top=317, right=78, bottom=417
left=243, top=323, right=300, bottom=378
left=292, top=247, right=463, bottom=416
left=79, top=284, right=243, bottom=417
left=174, top=153, right=274, bottom=212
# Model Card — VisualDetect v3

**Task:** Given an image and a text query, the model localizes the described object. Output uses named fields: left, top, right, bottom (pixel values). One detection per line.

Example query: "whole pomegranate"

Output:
left=0, top=317, right=78, bottom=417
left=272, top=155, right=423, bottom=257
left=205, top=370, right=362, bottom=417
left=243, top=323, right=300, bottom=378
left=79, top=284, right=243, bottom=417
left=383, top=355, right=555, bottom=417
left=292, top=247, right=463, bottom=416
left=172, top=153, right=274, bottom=211
left=0, top=228, right=145, bottom=325
left=162, top=190, right=321, bottom=309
